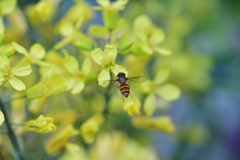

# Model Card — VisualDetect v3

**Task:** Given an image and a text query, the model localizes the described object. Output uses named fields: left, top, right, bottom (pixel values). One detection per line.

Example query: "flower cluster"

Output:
left=0, top=0, right=187, bottom=159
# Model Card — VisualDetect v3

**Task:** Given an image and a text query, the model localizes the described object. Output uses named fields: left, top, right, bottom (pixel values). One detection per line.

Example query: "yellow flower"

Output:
left=91, top=44, right=128, bottom=87
left=132, top=15, right=171, bottom=56
left=46, top=124, right=79, bottom=155
left=26, top=72, right=66, bottom=99
left=80, top=114, right=105, bottom=144
left=139, top=64, right=181, bottom=116
left=131, top=115, right=175, bottom=133
left=122, top=97, right=141, bottom=116
left=93, top=0, right=129, bottom=30
left=0, top=53, right=32, bottom=91
left=0, top=0, right=17, bottom=32
left=59, top=143, right=88, bottom=160
left=63, top=51, right=92, bottom=95
left=0, top=111, right=4, bottom=126
left=25, top=115, right=57, bottom=134
left=12, top=41, right=50, bottom=66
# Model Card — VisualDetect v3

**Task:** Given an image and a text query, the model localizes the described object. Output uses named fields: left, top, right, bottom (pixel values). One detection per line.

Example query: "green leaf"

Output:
left=154, top=47, right=172, bottom=56
left=82, top=58, right=91, bottom=75
left=143, top=94, right=156, bottom=116
left=29, top=43, right=46, bottom=60
left=154, top=64, right=171, bottom=84
left=155, top=83, right=181, bottom=101
left=8, top=77, right=26, bottom=91
left=91, top=48, right=105, bottom=65
left=0, top=53, right=10, bottom=70
left=12, top=63, right=32, bottom=76
left=98, top=69, right=110, bottom=87
left=71, top=81, right=85, bottom=95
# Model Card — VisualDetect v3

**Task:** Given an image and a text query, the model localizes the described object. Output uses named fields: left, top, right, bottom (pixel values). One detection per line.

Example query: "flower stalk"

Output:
left=0, top=98, right=25, bottom=160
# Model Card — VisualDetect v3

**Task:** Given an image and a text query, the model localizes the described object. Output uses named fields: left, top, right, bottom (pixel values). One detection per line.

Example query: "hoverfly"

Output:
left=109, top=72, right=148, bottom=102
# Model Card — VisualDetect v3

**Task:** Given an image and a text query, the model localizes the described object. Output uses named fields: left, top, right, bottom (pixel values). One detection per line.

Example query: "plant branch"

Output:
left=0, top=98, right=25, bottom=160
left=3, top=95, right=26, bottom=105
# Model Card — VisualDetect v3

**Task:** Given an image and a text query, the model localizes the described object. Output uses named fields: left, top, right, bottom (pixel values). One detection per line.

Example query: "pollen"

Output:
left=4, top=68, right=13, bottom=80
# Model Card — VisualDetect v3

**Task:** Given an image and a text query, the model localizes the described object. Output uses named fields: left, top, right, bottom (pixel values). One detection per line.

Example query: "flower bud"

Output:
left=25, top=115, right=57, bottom=134
left=2, top=47, right=15, bottom=58
left=102, top=7, right=119, bottom=30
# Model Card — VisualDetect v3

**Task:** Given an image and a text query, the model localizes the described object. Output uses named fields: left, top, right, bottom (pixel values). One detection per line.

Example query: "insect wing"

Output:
left=102, top=79, right=118, bottom=88
left=127, top=75, right=148, bottom=83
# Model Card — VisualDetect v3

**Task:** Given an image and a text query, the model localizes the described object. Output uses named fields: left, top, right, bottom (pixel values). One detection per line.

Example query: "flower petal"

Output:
left=12, top=63, right=32, bottom=76
left=111, top=64, right=128, bottom=76
left=0, top=111, right=4, bottom=126
left=71, top=81, right=85, bottom=95
left=155, top=83, right=181, bottom=101
left=81, top=58, right=91, bottom=75
left=150, top=28, right=165, bottom=45
left=141, top=43, right=153, bottom=54
left=63, top=55, right=79, bottom=74
left=154, top=64, right=171, bottom=85
left=96, top=0, right=110, bottom=7
left=0, top=70, right=5, bottom=82
left=29, top=43, right=46, bottom=60
left=91, top=48, right=105, bottom=65
left=104, top=44, right=117, bottom=62
left=143, top=94, right=156, bottom=116
left=0, top=53, right=10, bottom=70
left=12, top=41, right=28, bottom=55
left=8, top=77, right=26, bottom=91
left=98, top=69, right=110, bottom=88
left=154, top=47, right=172, bottom=56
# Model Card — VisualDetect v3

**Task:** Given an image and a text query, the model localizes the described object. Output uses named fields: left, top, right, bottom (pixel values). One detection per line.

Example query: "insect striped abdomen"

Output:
left=120, top=83, right=130, bottom=97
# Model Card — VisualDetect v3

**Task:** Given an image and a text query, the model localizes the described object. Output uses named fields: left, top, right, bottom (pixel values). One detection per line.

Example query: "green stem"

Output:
left=0, top=81, right=7, bottom=89
left=0, top=98, right=25, bottom=160
left=3, top=95, right=26, bottom=105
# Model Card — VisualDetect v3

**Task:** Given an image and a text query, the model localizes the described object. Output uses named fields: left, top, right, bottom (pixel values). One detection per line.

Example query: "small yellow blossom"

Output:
left=0, top=111, right=4, bottom=126
left=0, top=53, right=32, bottom=91
left=63, top=51, right=92, bottom=95
left=91, top=44, right=128, bottom=87
left=59, top=143, right=88, bottom=160
left=80, top=114, right=105, bottom=144
left=46, top=124, right=79, bottom=155
left=131, top=115, right=175, bottom=133
left=25, top=115, right=57, bottom=134
left=122, top=97, right=141, bottom=116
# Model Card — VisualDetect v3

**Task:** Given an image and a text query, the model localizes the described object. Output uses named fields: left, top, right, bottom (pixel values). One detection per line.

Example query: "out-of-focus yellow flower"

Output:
left=91, top=44, right=128, bottom=87
left=80, top=114, right=105, bottom=144
left=28, top=96, right=48, bottom=114
left=25, top=0, right=58, bottom=24
left=0, top=53, right=32, bottom=91
left=0, top=0, right=17, bottom=32
left=131, top=115, right=175, bottom=133
left=27, top=72, right=66, bottom=99
left=122, top=97, right=141, bottom=116
left=132, top=15, right=171, bottom=56
left=90, top=132, right=159, bottom=160
left=46, top=110, right=78, bottom=126
left=139, top=64, right=180, bottom=116
left=59, top=143, right=89, bottom=160
left=25, top=115, right=57, bottom=134
left=12, top=41, right=50, bottom=67
left=93, top=0, right=129, bottom=30
left=46, top=124, right=79, bottom=155
left=179, top=123, right=209, bottom=146
left=63, top=51, right=91, bottom=94
left=0, top=111, right=4, bottom=126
